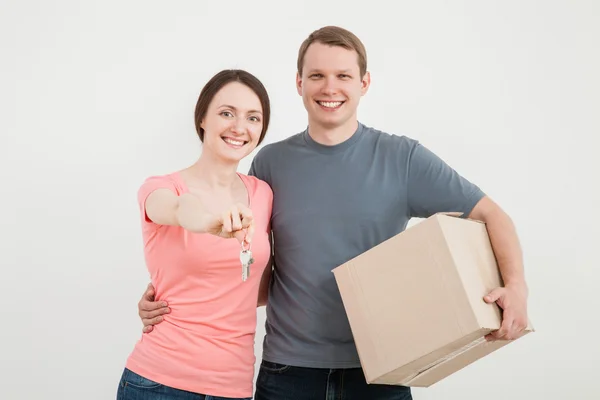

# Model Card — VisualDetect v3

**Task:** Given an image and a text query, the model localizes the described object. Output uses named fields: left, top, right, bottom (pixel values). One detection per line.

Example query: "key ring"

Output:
left=241, top=239, right=251, bottom=252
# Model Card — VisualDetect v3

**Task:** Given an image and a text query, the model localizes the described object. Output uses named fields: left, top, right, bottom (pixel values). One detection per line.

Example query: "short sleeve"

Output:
left=248, top=160, right=258, bottom=178
left=407, top=143, right=485, bottom=218
left=137, top=175, right=180, bottom=224
left=248, top=146, right=271, bottom=183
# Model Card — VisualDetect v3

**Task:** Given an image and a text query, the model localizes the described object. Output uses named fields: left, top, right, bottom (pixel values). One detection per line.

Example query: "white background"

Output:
left=2, top=1, right=599, bottom=399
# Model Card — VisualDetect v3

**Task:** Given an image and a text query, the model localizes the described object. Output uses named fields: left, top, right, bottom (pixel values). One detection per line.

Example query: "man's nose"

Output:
left=321, top=77, right=339, bottom=95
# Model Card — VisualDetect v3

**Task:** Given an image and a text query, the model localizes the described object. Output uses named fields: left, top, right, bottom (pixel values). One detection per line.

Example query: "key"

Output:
left=240, top=251, right=253, bottom=281
left=240, top=242, right=254, bottom=282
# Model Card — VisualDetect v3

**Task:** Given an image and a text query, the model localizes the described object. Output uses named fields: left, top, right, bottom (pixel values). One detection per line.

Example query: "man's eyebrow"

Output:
left=219, top=104, right=263, bottom=114
left=306, top=69, right=353, bottom=74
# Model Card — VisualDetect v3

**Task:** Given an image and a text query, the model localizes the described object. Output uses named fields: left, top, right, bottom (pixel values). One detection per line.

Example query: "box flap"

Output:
left=434, top=211, right=485, bottom=224
left=399, top=328, right=533, bottom=387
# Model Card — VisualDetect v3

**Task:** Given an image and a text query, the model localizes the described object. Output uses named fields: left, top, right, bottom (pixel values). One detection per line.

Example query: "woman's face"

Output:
left=201, top=81, right=264, bottom=163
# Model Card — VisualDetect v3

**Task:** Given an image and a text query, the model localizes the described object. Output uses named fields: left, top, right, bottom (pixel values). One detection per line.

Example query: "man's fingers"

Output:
left=143, top=325, right=153, bottom=333
left=484, top=287, right=504, bottom=304
left=143, top=290, right=154, bottom=301
left=505, top=323, right=518, bottom=341
left=483, top=285, right=529, bottom=341
left=484, top=333, right=495, bottom=342
left=506, top=319, right=527, bottom=340
left=142, top=283, right=155, bottom=302
left=485, top=329, right=505, bottom=342
left=514, top=316, right=528, bottom=331
left=142, top=315, right=165, bottom=327
left=140, top=306, right=170, bottom=320
left=139, top=299, right=168, bottom=312
left=494, top=312, right=514, bottom=340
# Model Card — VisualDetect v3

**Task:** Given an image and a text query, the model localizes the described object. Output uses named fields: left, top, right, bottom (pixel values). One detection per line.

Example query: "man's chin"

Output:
left=312, top=116, right=349, bottom=129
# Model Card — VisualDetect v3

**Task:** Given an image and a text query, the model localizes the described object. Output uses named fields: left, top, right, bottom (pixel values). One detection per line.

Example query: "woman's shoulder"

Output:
left=139, top=171, right=186, bottom=195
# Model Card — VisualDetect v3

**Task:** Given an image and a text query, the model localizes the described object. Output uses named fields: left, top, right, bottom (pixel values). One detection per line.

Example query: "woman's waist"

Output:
left=126, top=337, right=256, bottom=396
left=148, top=317, right=256, bottom=345
left=129, top=326, right=256, bottom=369
left=160, top=304, right=258, bottom=333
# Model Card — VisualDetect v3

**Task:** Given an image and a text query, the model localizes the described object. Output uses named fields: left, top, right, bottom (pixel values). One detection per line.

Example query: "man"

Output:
left=138, top=26, right=529, bottom=399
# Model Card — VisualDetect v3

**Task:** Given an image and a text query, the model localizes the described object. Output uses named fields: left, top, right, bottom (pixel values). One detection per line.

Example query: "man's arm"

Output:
left=138, top=283, right=170, bottom=333
left=257, top=257, right=273, bottom=307
left=257, top=229, right=275, bottom=307
left=405, top=141, right=529, bottom=341
left=469, top=196, right=529, bottom=341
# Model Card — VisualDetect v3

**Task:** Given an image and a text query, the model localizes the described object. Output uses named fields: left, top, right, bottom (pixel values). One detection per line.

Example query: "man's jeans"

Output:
left=254, top=360, right=412, bottom=400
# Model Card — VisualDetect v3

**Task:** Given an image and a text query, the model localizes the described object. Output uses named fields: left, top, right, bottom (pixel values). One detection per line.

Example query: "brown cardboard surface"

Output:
left=332, top=213, right=533, bottom=387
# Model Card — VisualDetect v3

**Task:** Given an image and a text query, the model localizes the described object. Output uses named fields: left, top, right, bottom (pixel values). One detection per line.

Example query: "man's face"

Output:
left=297, top=42, right=370, bottom=130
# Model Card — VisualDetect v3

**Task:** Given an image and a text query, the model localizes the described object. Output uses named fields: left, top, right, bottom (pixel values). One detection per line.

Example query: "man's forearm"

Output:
left=470, top=196, right=529, bottom=339
left=470, top=196, right=527, bottom=290
left=486, top=211, right=527, bottom=289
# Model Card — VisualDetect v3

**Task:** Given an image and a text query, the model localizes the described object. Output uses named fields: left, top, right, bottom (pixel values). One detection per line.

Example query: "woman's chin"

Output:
left=216, top=151, right=248, bottom=164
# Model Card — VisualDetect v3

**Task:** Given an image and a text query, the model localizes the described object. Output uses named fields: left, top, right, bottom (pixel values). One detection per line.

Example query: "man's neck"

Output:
left=307, top=119, right=359, bottom=146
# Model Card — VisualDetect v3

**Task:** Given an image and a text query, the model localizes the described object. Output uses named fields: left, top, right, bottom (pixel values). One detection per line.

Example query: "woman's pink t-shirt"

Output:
left=125, top=172, right=273, bottom=398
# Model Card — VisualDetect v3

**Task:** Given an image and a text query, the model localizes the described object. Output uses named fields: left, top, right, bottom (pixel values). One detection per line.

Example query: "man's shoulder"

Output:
left=256, top=133, right=302, bottom=157
left=253, top=131, right=305, bottom=161
left=361, top=123, right=421, bottom=153
left=248, top=131, right=305, bottom=181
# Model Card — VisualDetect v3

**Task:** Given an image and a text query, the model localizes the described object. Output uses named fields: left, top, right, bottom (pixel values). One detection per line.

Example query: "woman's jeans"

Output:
left=116, top=368, right=252, bottom=400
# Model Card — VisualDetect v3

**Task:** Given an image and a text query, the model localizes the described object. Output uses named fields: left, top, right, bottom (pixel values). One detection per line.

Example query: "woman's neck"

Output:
left=186, top=150, right=240, bottom=190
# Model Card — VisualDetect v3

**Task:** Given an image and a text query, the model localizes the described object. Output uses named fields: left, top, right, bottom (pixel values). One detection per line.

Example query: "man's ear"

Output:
left=296, top=72, right=303, bottom=96
left=361, top=71, right=371, bottom=95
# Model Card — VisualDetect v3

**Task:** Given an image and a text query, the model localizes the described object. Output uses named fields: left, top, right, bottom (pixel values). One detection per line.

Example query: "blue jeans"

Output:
left=254, top=361, right=412, bottom=400
left=116, top=368, right=252, bottom=400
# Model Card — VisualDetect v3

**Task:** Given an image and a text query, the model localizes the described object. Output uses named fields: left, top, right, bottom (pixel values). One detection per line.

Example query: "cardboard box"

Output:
left=332, top=213, right=533, bottom=387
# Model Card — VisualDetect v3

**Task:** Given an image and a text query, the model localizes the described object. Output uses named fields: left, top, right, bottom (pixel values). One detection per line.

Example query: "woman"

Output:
left=117, top=69, right=273, bottom=400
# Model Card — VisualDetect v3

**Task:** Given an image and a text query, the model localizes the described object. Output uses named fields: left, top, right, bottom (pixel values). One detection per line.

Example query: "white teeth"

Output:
left=223, top=137, right=245, bottom=146
left=319, top=101, right=343, bottom=108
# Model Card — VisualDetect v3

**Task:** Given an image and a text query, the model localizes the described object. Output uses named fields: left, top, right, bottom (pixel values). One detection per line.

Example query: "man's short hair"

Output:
left=297, top=26, right=368, bottom=77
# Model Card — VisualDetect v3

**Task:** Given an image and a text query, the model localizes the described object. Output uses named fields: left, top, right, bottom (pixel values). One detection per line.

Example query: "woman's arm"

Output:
left=145, top=189, right=253, bottom=241
left=144, top=189, right=181, bottom=226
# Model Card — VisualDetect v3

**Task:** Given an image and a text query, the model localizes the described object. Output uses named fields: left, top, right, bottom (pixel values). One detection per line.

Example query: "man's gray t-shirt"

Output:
left=248, top=122, right=485, bottom=369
